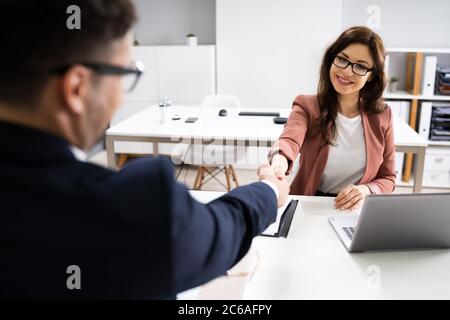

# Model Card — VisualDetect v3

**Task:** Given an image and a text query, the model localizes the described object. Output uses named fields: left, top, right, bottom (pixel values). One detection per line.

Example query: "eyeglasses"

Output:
left=333, top=55, right=374, bottom=76
left=52, top=60, right=145, bottom=92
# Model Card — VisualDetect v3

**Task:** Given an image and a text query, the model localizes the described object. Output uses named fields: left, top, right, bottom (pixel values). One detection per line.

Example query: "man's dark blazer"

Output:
left=0, top=121, right=277, bottom=299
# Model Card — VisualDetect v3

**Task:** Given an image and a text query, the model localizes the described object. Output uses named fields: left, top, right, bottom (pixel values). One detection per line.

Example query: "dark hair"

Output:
left=317, top=26, right=386, bottom=146
left=0, top=0, right=137, bottom=107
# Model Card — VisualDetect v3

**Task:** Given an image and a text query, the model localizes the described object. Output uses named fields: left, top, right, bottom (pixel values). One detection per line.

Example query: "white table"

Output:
left=188, top=191, right=450, bottom=300
left=106, top=105, right=427, bottom=192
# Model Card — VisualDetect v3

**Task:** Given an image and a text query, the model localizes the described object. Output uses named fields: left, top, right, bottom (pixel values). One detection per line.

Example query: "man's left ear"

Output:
left=61, top=65, right=90, bottom=115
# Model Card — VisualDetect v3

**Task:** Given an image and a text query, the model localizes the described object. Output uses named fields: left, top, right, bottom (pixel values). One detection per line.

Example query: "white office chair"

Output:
left=182, top=95, right=244, bottom=191
left=201, top=95, right=241, bottom=109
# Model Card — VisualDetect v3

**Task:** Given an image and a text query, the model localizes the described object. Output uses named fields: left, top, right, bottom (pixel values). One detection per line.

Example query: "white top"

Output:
left=318, top=112, right=366, bottom=194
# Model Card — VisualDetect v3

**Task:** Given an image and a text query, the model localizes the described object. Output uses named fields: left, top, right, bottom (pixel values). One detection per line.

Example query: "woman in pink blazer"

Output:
left=270, top=26, right=396, bottom=211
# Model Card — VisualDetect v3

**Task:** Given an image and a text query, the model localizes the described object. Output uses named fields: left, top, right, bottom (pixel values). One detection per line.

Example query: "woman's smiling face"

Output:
left=329, top=43, right=374, bottom=97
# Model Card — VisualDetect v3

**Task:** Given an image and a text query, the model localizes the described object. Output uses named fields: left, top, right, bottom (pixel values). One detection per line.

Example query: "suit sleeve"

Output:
left=365, top=107, right=396, bottom=194
left=159, top=160, right=277, bottom=294
left=268, top=97, right=311, bottom=174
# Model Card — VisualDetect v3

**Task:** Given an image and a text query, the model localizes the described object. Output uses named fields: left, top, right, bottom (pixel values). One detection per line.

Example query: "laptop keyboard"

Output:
left=342, top=227, right=356, bottom=240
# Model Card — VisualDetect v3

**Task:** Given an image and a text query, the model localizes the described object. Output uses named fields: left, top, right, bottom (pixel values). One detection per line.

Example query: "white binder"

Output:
left=418, top=102, right=433, bottom=140
left=422, top=56, right=437, bottom=96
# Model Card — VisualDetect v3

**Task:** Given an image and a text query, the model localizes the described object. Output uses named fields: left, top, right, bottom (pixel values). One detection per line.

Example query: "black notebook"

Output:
left=260, top=200, right=299, bottom=238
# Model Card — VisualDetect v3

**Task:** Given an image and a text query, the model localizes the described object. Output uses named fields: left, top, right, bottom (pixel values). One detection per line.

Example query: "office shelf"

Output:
left=386, top=47, right=450, bottom=54
left=384, top=90, right=450, bottom=101
left=427, top=140, right=450, bottom=147
left=385, top=48, right=450, bottom=188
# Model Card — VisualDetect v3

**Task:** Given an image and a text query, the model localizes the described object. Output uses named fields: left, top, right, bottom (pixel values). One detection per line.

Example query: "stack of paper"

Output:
left=430, top=104, right=450, bottom=141
left=436, top=66, right=450, bottom=95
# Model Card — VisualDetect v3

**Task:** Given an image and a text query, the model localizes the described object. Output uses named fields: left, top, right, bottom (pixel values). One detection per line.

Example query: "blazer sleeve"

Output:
left=269, top=97, right=310, bottom=174
left=365, top=107, right=396, bottom=194
left=161, top=160, right=278, bottom=294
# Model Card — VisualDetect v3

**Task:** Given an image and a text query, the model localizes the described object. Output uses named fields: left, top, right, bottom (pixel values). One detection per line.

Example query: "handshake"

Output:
left=257, top=154, right=290, bottom=208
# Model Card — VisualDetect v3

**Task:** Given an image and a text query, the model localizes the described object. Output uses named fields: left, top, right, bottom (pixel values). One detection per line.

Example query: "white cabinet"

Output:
left=157, top=46, right=216, bottom=103
left=120, top=45, right=216, bottom=106
left=127, top=47, right=159, bottom=102
left=423, top=171, right=450, bottom=188
left=112, top=45, right=216, bottom=155
left=423, top=147, right=450, bottom=188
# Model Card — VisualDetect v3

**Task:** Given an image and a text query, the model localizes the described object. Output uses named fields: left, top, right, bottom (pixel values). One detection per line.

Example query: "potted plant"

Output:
left=389, top=76, right=398, bottom=92
left=186, top=33, right=197, bottom=46
left=133, top=32, right=140, bottom=46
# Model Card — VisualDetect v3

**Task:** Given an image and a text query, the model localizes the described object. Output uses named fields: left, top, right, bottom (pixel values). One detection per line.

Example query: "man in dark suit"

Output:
left=0, top=0, right=289, bottom=299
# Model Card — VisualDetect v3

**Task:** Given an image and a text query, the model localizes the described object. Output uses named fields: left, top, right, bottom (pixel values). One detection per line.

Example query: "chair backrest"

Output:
left=201, top=95, right=241, bottom=108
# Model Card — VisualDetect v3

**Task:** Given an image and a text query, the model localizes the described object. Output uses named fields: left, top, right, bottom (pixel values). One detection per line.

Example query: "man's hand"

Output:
left=270, top=154, right=288, bottom=179
left=257, top=164, right=290, bottom=208
left=335, top=184, right=371, bottom=211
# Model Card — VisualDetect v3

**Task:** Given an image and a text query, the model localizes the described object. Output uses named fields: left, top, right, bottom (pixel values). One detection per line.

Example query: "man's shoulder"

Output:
left=115, top=156, right=173, bottom=177
left=67, top=157, right=176, bottom=214
left=80, top=156, right=174, bottom=187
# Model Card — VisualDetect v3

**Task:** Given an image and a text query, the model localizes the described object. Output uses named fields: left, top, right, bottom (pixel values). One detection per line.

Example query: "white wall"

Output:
left=133, top=0, right=215, bottom=45
left=130, top=0, right=450, bottom=110
left=342, top=0, right=450, bottom=48
left=216, top=0, right=343, bottom=109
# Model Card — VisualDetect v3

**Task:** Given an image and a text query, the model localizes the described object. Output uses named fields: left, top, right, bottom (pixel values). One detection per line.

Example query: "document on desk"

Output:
left=261, top=200, right=299, bottom=237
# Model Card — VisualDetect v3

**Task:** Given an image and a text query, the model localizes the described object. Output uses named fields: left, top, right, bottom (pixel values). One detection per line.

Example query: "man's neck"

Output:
left=0, top=104, right=49, bottom=131
left=0, top=104, right=85, bottom=151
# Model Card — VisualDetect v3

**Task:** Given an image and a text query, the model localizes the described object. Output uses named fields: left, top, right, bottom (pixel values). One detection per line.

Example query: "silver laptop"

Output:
left=328, top=193, right=450, bottom=252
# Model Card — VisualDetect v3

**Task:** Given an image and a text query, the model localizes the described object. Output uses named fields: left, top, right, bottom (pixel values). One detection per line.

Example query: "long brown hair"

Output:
left=317, top=26, right=387, bottom=146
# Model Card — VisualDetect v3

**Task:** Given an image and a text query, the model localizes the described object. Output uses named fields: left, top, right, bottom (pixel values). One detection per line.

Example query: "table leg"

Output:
left=106, top=136, right=117, bottom=169
left=224, top=165, right=232, bottom=192
left=413, top=147, right=426, bottom=193
left=153, top=142, right=159, bottom=156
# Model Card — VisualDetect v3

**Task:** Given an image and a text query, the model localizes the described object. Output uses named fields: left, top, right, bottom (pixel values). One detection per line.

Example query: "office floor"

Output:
left=89, top=151, right=449, bottom=194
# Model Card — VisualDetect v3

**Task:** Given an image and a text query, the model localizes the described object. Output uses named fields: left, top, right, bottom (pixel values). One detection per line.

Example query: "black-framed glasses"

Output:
left=333, top=55, right=374, bottom=76
left=52, top=60, right=145, bottom=92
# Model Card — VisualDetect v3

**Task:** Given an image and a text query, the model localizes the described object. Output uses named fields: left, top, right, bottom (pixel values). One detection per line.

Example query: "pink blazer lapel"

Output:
left=359, top=109, right=376, bottom=184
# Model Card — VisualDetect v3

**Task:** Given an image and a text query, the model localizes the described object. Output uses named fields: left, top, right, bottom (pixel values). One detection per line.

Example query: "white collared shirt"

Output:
left=261, top=180, right=280, bottom=200
left=70, top=146, right=87, bottom=162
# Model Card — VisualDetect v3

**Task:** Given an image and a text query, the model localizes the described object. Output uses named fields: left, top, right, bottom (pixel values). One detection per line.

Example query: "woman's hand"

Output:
left=334, top=184, right=371, bottom=211
left=270, top=154, right=288, bottom=179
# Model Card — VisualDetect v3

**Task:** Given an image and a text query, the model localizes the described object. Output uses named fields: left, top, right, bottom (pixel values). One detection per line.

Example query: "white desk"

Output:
left=188, top=191, right=450, bottom=300
left=106, top=105, right=427, bottom=192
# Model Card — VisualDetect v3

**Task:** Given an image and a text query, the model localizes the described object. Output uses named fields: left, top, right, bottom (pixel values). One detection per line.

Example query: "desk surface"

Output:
left=107, top=106, right=289, bottom=142
left=190, top=191, right=450, bottom=299
left=107, top=105, right=426, bottom=147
